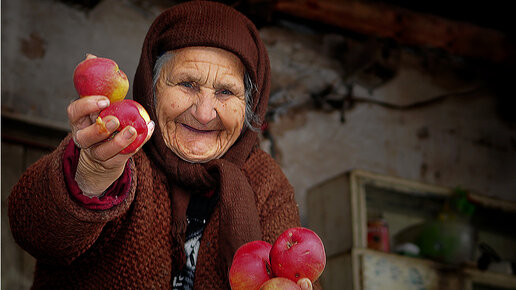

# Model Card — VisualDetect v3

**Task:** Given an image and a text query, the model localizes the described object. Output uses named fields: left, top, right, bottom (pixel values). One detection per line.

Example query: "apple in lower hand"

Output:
left=270, top=227, right=326, bottom=283
left=259, top=277, right=301, bottom=290
left=234, top=240, right=272, bottom=261
left=73, top=54, right=129, bottom=103
left=229, top=241, right=273, bottom=290
left=97, top=99, right=151, bottom=154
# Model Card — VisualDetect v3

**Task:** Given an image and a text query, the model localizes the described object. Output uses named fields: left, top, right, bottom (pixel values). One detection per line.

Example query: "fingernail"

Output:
left=98, top=100, right=110, bottom=109
left=123, top=127, right=136, bottom=139
left=106, top=119, right=118, bottom=131
left=302, top=280, right=309, bottom=289
left=148, top=121, right=155, bottom=132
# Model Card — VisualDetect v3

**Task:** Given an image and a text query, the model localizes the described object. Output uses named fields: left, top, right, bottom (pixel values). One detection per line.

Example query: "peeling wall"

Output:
left=259, top=26, right=516, bottom=223
left=1, top=0, right=162, bottom=129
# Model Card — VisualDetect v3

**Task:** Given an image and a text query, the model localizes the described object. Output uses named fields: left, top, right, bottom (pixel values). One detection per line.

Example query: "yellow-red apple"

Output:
left=229, top=241, right=273, bottom=290
left=73, top=54, right=129, bottom=103
left=259, top=277, right=301, bottom=290
left=270, top=227, right=326, bottom=283
left=97, top=99, right=150, bottom=154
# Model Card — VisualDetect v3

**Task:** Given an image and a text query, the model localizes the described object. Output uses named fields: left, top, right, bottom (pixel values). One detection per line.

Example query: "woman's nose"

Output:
left=192, top=93, right=217, bottom=125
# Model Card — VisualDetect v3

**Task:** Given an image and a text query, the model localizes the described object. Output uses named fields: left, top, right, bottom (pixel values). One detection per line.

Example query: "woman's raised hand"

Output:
left=67, top=95, right=154, bottom=196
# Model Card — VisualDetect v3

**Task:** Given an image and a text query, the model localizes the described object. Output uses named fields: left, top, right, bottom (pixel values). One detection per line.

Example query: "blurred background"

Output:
left=2, top=0, right=515, bottom=289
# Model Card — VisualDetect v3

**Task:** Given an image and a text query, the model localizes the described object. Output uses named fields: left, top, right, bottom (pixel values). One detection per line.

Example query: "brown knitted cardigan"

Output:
left=9, top=1, right=300, bottom=288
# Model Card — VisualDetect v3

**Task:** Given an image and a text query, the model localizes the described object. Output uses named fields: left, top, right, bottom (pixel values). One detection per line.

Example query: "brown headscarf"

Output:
left=133, top=1, right=270, bottom=274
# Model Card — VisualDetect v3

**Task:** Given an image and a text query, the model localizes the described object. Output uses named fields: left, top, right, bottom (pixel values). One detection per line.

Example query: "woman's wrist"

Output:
left=75, top=150, right=125, bottom=197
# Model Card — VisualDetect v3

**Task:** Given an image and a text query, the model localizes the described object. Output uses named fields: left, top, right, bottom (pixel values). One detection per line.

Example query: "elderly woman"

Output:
left=8, top=1, right=313, bottom=289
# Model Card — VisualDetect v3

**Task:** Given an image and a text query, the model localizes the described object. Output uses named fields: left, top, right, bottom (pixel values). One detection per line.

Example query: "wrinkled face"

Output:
left=155, top=47, right=246, bottom=163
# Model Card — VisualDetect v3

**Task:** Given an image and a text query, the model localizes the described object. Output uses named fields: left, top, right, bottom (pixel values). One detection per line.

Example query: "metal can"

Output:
left=367, top=219, right=390, bottom=252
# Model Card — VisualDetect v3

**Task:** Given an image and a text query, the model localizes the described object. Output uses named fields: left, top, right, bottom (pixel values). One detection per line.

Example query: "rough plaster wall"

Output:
left=1, top=0, right=162, bottom=130
left=272, top=91, right=516, bottom=223
left=260, top=27, right=516, bottom=223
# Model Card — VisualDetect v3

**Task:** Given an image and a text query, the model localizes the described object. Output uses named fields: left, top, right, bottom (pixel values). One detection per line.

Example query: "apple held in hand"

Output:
left=270, top=227, right=326, bottom=283
left=97, top=99, right=151, bottom=154
left=259, top=277, right=301, bottom=290
left=229, top=241, right=273, bottom=290
left=73, top=54, right=129, bottom=103
left=234, top=240, right=272, bottom=261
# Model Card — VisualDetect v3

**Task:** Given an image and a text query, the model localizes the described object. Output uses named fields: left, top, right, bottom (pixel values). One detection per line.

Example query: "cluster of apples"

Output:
left=229, top=227, right=326, bottom=290
left=73, top=54, right=151, bottom=154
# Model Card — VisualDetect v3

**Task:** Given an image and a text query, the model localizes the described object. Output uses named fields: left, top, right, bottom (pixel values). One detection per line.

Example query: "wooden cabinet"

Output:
left=307, top=170, right=516, bottom=290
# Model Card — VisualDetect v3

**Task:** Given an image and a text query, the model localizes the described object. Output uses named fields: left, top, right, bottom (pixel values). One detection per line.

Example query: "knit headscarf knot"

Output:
left=133, top=1, right=270, bottom=276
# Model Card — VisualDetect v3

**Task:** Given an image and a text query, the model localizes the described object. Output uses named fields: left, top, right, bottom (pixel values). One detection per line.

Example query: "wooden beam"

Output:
left=275, top=0, right=515, bottom=64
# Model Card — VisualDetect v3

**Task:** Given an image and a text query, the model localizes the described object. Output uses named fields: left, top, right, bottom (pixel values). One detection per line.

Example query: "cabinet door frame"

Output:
left=349, top=169, right=452, bottom=249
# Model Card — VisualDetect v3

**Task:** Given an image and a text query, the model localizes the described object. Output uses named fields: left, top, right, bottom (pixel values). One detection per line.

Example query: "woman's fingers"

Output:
left=87, top=126, right=138, bottom=162
left=67, top=96, right=111, bottom=148
left=74, top=116, right=120, bottom=149
left=68, top=96, right=110, bottom=129
left=133, top=121, right=155, bottom=152
left=145, top=121, right=155, bottom=143
left=297, top=278, right=313, bottom=290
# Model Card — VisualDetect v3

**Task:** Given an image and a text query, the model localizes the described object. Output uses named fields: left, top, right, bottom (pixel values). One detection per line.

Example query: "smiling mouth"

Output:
left=181, top=123, right=217, bottom=134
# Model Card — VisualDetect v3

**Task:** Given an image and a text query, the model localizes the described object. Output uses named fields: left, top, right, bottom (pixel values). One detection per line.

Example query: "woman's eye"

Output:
left=179, top=81, right=194, bottom=88
left=219, top=89, right=234, bottom=96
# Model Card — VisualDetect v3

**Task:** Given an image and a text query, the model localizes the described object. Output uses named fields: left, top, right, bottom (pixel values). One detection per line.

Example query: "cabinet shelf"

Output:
left=307, top=169, right=516, bottom=290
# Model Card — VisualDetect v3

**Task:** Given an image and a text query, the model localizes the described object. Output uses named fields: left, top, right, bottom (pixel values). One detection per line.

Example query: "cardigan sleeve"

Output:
left=243, top=147, right=301, bottom=244
left=63, top=138, right=132, bottom=210
left=7, top=134, right=137, bottom=266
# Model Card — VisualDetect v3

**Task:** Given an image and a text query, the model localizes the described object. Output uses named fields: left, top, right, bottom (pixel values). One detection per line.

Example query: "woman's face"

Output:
left=155, top=47, right=246, bottom=163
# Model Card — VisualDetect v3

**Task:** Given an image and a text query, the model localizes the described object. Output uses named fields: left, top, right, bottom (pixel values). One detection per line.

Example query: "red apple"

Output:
left=234, top=240, right=272, bottom=261
left=270, top=227, right=326, bottom=283
left=229, top=241, right=273, bottom=290
left=73, top=54, right=129, bottom=103
left=96, top=99, right=151, bottom=154
left=259, top=277, right=301, bottom=290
